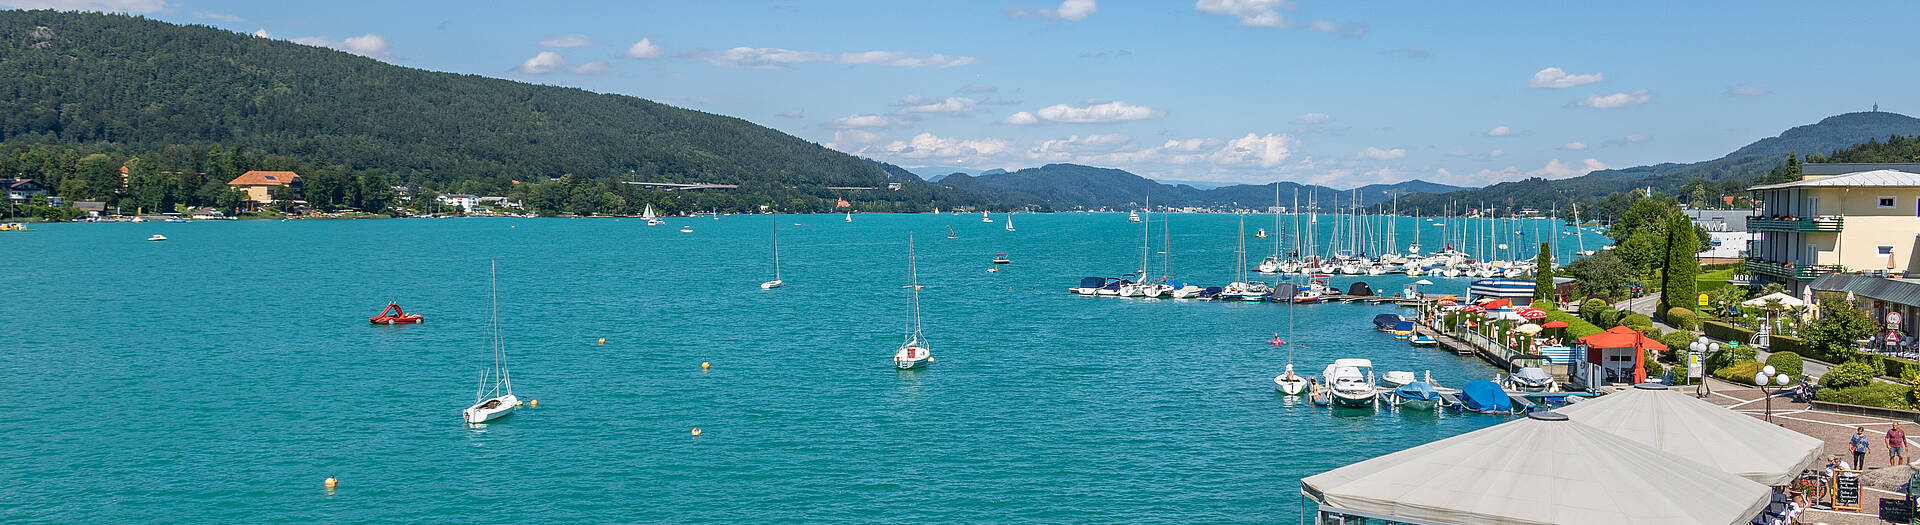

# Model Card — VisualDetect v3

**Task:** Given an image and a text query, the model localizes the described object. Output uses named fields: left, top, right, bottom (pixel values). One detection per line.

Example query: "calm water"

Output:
left=2, top=213, right=1602, bottom=523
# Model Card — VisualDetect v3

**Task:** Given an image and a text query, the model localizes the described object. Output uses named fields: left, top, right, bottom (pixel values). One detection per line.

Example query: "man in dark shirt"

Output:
left=1889, top=423, right=1907, bottom=467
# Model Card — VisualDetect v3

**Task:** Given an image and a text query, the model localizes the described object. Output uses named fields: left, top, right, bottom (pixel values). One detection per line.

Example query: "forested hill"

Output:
left=0, top=10, right=896, bottom=191
left=937, top=163, right=1463, bottom=209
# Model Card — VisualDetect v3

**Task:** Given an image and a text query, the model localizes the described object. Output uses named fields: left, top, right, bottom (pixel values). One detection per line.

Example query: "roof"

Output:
left=227, top=171, right=301, bottom=186
left=1301, top=412, right=1770, bottom=525
left=1810, top=273, right=1920, bottom=307
left=1579, top=325, right=1668, bottom=351
left=1801, top=162, right=1920, bottom=176
left=1741, top=291, right=1805, bottom=307
left=1557, top=385, right=1823, bottom=485
left=1749, top=168, right=1920, bottom=190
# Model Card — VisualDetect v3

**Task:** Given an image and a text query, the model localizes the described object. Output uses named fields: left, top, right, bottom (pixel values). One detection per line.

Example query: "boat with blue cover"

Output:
left=1371, top=314, right=1402, bottom=332
left=1457, top=379, right=1520, bottom=414
left=1390, top=381, right=1442, bottom=410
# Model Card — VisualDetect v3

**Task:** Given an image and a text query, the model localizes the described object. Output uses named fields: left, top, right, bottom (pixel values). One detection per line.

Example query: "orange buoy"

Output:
left=324, top=477, right=338, bottom=489
left=701, top=362, right=711, bottom=371
left=597, top=338, right=605, bottom=345
left=530, top=399, right=538, bottom=407
left=691, top=427, right=702, bottom=436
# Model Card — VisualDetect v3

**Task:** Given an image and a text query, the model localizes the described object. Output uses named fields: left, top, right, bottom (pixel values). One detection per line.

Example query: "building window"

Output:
left=1880, top=196, right=1898, bottom=209
left=1880, top=245, right=1896, bottom=256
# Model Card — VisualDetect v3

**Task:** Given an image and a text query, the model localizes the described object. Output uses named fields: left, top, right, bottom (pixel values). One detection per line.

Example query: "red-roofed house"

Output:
left=227, top=171, right=301, bottom=210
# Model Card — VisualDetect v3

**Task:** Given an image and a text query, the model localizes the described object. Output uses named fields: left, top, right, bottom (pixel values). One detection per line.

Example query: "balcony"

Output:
left=1747, top=216, right=1843, bottom=233
left=1745, top=259, right=1843, bottom=281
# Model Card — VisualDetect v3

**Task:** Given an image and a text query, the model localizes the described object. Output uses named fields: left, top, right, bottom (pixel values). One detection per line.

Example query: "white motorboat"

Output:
left=1323, top=358, right=1377, bottom=408
left=463, top=261, right=521, bottom=425
left=761, top=217, right=784, bottom=289
left=1169, top=284, right=1203, bottom=299
left=1380, top=370, right=1417, bottom=388
left=146, top=234, right=167, bottom=241
left=1504, top=367, right=1557, bottom=392
left=642, top=203, right=663, bottom=226
left=679, top=225, right=693, bottom=233
left=893, top=233, right=933, bottom=370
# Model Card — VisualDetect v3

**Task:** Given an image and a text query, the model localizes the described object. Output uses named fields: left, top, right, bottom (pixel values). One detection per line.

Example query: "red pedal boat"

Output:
left=370, top=303, right=424, bottom=324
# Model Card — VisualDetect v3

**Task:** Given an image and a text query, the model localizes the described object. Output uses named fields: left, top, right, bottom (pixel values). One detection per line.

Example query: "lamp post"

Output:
left=1754, top=365, right=1792, bottom=423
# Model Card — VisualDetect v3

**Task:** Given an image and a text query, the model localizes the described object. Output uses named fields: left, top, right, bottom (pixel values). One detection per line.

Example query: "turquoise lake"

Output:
left=3, top=213, right=1607, bottom=522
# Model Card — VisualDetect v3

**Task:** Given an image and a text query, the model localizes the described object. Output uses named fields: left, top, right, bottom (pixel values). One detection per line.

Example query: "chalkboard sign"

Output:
left=1880, top=498, right=1914, bottom=523
left=1835, top=470, right=1862, bottom=511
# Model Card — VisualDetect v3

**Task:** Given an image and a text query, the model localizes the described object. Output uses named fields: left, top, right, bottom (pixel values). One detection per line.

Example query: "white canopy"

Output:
left=1302, top=412, right=1769, bottom=525
left=1555, top=384, right=1822, bottom=485
left=1742, top=292, right=1805, bottom=308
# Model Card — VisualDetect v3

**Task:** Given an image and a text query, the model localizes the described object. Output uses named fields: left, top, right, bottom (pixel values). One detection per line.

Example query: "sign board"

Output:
left=1879, top=498, right=1913, bottom=523
left=1834, top=470, right=1862, bottom=511
left=1687, top=352, right=1703, bottom=379
left=1698, top=293, right=1710, bottom=307
left=1891, top=311, right=1904, bottom=326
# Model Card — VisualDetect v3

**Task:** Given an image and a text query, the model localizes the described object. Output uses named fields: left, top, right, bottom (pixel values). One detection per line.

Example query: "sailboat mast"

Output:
left=1272, top=183, right=1281, bottom=259
left=771, top=218, right=781, bottom=281
left=491, top=259, right=510, bottom=396
left=1141, top=194, right=1151, bottom=278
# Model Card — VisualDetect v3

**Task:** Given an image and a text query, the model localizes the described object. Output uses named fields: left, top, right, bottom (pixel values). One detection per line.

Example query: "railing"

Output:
left=1745, top=259, right=1844, bottom=280
left=1747, top=216, right=1843, bottom=233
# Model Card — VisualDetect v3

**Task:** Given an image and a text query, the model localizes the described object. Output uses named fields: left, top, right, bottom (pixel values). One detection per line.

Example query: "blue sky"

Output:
left=10, top=0, right=1919, bottom=188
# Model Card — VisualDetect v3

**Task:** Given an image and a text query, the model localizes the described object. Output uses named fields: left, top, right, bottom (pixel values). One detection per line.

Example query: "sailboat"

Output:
left=1256, top=183, right=1282, bottom=274
left=761, top=218, right=784, bottom=289
left=1274, top=286, right=1309, bottom=395
left=980, top=211, right=993, bottom=223
left=463, top=260, right=520, bottom=424
left=642, top=203, right=664, bottom=226
left=947, top=225, right=957, bottom=239
left=893, top=233, right=932, bottom=370
left=1004, top=213, right=1015, bottom=232
left=845, top=211, right=852, bottom=223
left=1127, top=210, right=1141, bottom=223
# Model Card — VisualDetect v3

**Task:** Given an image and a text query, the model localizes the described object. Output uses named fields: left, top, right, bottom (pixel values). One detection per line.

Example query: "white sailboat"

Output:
left=642, top=203, right=663, bottom=226
left=893, top=233, right=932, bottom=370
left=1274, top=280, right=1308, bottom=395
left=761, top=218, right=784, bottom=289
left=1004, top=213, right=1015, bottom=232
left=1127, top=210, right=1141, bottom=223
left=1256, top=183, right=1282, bottom=274
left=463, top=260, right=520, bottom=424
left=980, top=211, right=993, bottom=223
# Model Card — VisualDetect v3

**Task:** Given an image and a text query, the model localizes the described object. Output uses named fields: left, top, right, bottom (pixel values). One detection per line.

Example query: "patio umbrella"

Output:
left=1517, top=308, right=1547, bottom=320
left=1515, top=324, right=1544, bottom=334
left=1541, top=320, right=1569, bottom=328
left=1414, top=279, right=1435, bottom=286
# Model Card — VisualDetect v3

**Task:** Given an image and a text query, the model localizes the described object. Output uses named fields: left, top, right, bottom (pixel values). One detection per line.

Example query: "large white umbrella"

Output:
left=1741, top=292, right=1804, bottom=308
left=1302, top=411, right=1769, bottom=525
left=1414, top=279, right=1435, bottom=286
left=1555, top=383, right=1822, bottom=485
left=1514, top=324, right=1543, bottom=335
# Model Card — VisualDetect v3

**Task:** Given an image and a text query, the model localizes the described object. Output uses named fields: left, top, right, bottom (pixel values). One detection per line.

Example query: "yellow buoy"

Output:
left=530, top=399, right=538, bottom=407
left=691, top=427, right=702, bottom=436
left=701, top=362, right=711, bottom=371
left=597, top=338, right=606, bottom=345
left=324, top=477, right=338, bottom=489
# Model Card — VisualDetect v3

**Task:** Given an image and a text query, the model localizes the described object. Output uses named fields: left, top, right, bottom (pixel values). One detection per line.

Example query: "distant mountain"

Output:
left=1390, top=111, right=1920, bottom=215
left=936, top=163, right=1465, bottom=209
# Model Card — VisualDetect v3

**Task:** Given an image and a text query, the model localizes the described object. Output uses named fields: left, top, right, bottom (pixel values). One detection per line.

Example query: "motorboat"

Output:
left=1274, top=363, right=1310, bottom=395
left=1094, top=279, right=1128, bottom=296
left=1393, top=321, right=1414, bottom=338
left=1390, top=381, right=1442, bottom=410
left=893, top=233, right=933, bottom=370
left=1322, top=359, right=1377, bottom=408
left=1168, top=284, right=1204, bottom=299
left=1372, top=314, right=1404, bottom=332
left=679, top=225, right=693, bottom=233
left=1504, top=367, right=1557, bottom=392
left=1410, top=334, right=1438, bottom=347
left=1379, top=370, right=1417, bottom=388
left=1457, top=379, right=1520, bottom=414
left=992, top=254, right=1010, bottom=264
left=147, top=234, right=167, bottom=241
left=463, top=261, right=520, bottom=425
left=1070, top=277, right=1107, bottom=295
left=370, top=303, right=424, bottom=324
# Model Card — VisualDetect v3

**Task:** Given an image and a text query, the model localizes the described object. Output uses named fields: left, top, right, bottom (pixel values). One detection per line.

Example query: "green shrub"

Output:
left=1764, top=351, right=1803, bottom=379
left=1701, top=321, right=1755, bottom=345
left=1541, top=308, right=1603, bottom=340
left=1665, top=307, right=1698, bottom=330
left=1624, top=313, right=1652, bottom=329
left=1644, top=350, right=1666, bottom=378
left=1862, top=353, right=1920, bottom=381
left=1732, top=346, right=1757, bottom=365
left=1639, top=327, right=1664, bottom=344
left=1816, top=382, right=1914, bottom=410
left=1582, top=298, right=1608, bottom=314
left=1820, top=360, right=1878, bottom=389
left=1661, top=332, right=1696, bottom=361
left=1771, top=334, right=1813, bottom=360
left=1714, top=360, right=1762, bottom=385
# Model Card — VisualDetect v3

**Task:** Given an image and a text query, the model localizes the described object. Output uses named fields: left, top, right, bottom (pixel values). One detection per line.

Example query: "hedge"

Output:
left=1665, top=307, right=1698, bottom=331
left=1771, top=335, right=1814, bottom=361
left=1820, top=360, right=1878, bottom=389
left=1701, top=321, right=1755, bottom=345
left=1816, top=382, right=1914, bottom=411
left=1624, top=313, right=1653, bottom=329
left=1764, top=351, right=1803, bottom=379
left=1644, top=350, right=1666, bottom=378
left=1714, top=360, right=1762, bottom=385
left=1660, top=332, right=1696, bottom=361
left=1541, top=307, right=1604, bottom=339
left=1581, top=298, right=1608, bottom=313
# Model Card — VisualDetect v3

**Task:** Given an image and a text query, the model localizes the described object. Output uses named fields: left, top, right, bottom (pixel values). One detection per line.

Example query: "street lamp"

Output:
left=1754, top=364, right=1792, bottom=423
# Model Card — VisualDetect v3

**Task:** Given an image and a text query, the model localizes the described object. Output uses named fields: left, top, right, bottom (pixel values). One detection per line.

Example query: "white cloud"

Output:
left=1027, top=134, right=1135, bottom=161
left=291, top=34, right=394, bottom=60
left=1578, top=89, right=1653, bottom=109
left=1389, top=46, right=1431, bottom=59
left=252, top=28, right=271, bottom=38
left=1485, top=125, right=1512, bottom=137
left=540, top=34, right=592, bottom=48
left=1022, top=101, right=1166, bottom=123
left=1527, top=158, right=1607, bottom=179
left=700, top=47, right=976, bottom=69
left=571, top=61, right=610, bottom=74
left=1728, top=84, right=1770, bottom=97
left=1, top=0, right=163, bottom=13
left=1011, top=0, right=1097, bottom=20
left=1357, top=146, right=1405, bottom=160
left=1562, top=141, right=1588, bottom=150
left=1290, top=112, right=1334, bottom=125
left=896, top=95, right=976, bottom=115
left=828, top=114, right=896, bottom=129
left=626, top=38, right=662, bottom=59
left=884, top=133, right=1013, bottom=160
left=514, top=51, right=567, bottom=74
left=1194, top=0, right=1293, bottom=28
left=1208, top=133, right=1297, bottom=168
left=193, top=11, right=243, bottom=22
left=1000, top=112, right=1041, bottom=125
left=829, top=129, right=888, bottom=148
left=1527, top=67, right=1602, bottom=89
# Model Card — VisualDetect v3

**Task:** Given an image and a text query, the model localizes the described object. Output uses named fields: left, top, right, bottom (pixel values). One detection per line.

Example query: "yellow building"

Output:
left=226, top=171, right=301, bottom=210
left=1748, top=164, right=1920, bottom=294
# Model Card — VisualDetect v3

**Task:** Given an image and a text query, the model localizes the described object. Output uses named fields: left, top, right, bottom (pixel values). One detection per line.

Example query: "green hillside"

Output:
left=937, top=163, right=1463, bottom=210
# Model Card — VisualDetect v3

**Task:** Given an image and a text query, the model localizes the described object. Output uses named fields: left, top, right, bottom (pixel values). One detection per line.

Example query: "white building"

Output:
left=437, top=194, right=479, bottom=211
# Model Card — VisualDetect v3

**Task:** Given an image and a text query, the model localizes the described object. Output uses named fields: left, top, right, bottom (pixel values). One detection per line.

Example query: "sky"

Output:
left=7, top=0, right=1919, bottom=189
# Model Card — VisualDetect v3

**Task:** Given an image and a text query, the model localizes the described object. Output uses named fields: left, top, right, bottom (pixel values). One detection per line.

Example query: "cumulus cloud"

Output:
left=252, top=28, right=271, bottom=38
left=828, top=114, right=897, bottom=129
left=1009, top=101, right=1165, bottom=124
left=1357, top=147, right=1405, bottom=160
left=895, top=95, right=976, bottom=115
left=1010, top=0, right=1097, bottom=20
left=1578, top=89, right=1653, bottom=109
left=1562, top=141, right=1588, bottom=150
left=1209, top=133, right=1298, bottom=168
left=1485, top=125, right=1513, bottom=137
left=1194, top=0, right=1293, bottom=28
left=1000, top=112, right=1041, bottom=125
left=194, top=11, right=243, bottom=22
left=1, top=0, right=164, bottom=13
left=626, top=38, right=662, bottom=59
left=1290, top=112, right=1334, bottom=125
left=699, top=47, right=977, bottom=69
left=1527, top=158, right=1608, bottom=179
left=571, top=61, right=611, bottom=74
left=1527, top=67, right=1603, bottom=89
left=883, top=133, right=1013, bottom=160
left=540, top=34, right=592, bottom=48
left=514, top=51, right=567, bottom=74
left=291, top=34, right=394, bottom=60
left=1727, top=84, right=1770, bottom=97
left=828, top=129, right=888, bottom=150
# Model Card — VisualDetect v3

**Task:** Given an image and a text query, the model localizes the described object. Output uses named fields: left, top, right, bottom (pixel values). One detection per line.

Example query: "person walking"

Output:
left=1851, top=427, right=1871, bottom=469
left=1889, top=423, right=1908, bottom=466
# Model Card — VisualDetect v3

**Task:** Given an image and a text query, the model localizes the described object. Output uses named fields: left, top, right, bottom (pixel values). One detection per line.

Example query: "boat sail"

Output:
left=1274, top=272, right=1309, bottom=395
left=761, top=218, right=784, bottom=289
left=893, top=233, right=932, bottom=370
left=1004, top=213, right=1015, bottom=232
left=845, top=211, right=852, bottom=223
left=463, top=260, right=520, bottom=424
left=642, top=203, right=663, bottom=226
left=980, top=211, right=994, bottom=223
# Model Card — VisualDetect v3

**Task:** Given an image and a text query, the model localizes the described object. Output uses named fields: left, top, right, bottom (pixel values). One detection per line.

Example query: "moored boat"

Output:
left=369, top=302, right=424, bottom=324
left=463, top=261, right=520, bottom=425
left=1274, top=363, right=1309, bottom=395
left=1504, top=367, right=1557, bottom=392
left=1323, top=358, right=1377, bottom=408
left=1410, top=334, right=1438, bottom=346
left=1390, top=381, right=1442, bottom=410
left=1379, top=370, right=1416, bottom=388
left=893, top=233, right=933, bottom=370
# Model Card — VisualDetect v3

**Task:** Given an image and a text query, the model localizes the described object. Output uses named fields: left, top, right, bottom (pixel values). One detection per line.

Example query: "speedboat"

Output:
left=1372, top=314, right=1404, bottom=332
left=1094, top=279, right=1127, bottom=296
left=1458, top=379, right=1519, bottom=414
left=992, top=254, right=1011, bottom=264
left=1169, top=284, right=1204, bottom=299
left=679, top=225, right=693, bottom=233
left=1274, top=364, right=1310, bottom=395
left=1390, top=381, right=1442, bottom=410
left=1410, top=334, right=1438, bottom=346
left=1393, top=321, right=1414, bottom=338
left=1504, top=367, right=1557, bottom=392
left=1322, top=359, right=1377, bottom=408
left=369, top=303, right=424, bottom=324
left=147, top=234, right=167, bottom=241
left=1070, top=277, right=1107, bottom=295
left=1379, top=370, right=1416, bottom=388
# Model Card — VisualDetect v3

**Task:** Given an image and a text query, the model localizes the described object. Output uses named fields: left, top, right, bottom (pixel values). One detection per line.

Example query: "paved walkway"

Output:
left=1701, top=377, right=1918, bottom=525
left=1617, top=294, right=1681, bottom=332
